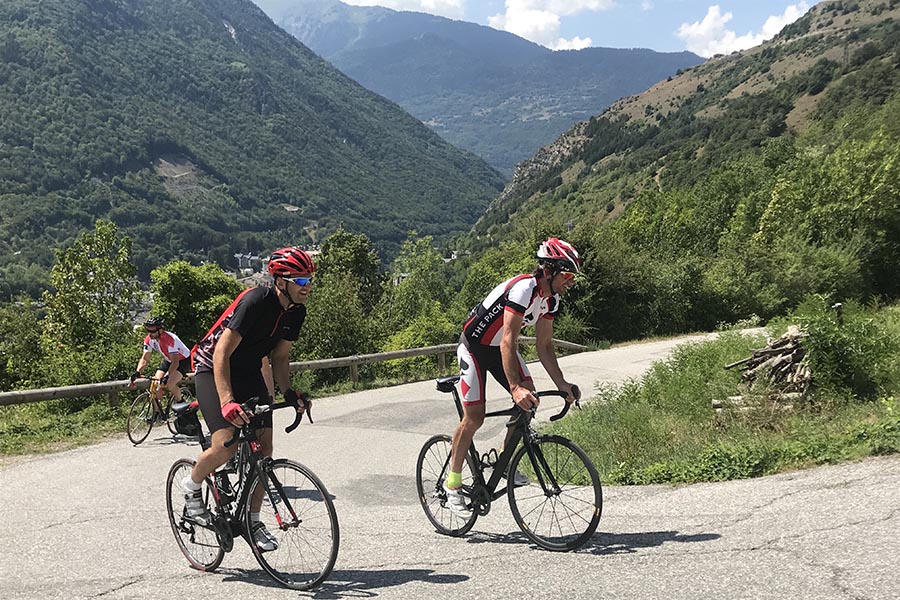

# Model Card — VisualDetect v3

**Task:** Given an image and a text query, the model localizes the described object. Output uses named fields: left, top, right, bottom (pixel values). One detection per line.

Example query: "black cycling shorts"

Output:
left=159, top=357, right=190, bottom=376
left=194, top=370, right=272, bottom=434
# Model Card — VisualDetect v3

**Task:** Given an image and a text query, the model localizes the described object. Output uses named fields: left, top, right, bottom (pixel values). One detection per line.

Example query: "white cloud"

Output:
left=342, top=0, right=466, bottom=20
left=488, top=0, right=614, bottom=50
left=641, top=0, right=654, bottom=11
left=677, top=3, right=809, bottom=57
left=554, top=36, right=593, bottom=51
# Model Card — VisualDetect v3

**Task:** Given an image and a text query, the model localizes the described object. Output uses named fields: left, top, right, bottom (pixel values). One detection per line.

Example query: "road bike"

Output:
left=126, top=377, right=195, bottom=445
left=416, top=375, right=602, bottom=551
left=165, top=396, right=339, bottom=590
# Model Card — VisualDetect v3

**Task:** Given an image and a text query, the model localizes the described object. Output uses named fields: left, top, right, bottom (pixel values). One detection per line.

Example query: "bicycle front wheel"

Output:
left=508, top=435, right=602, bottom=551
left=126, top=392, right=154, bottom=445
left=415, top=434, right=479, bottom=536
left=165, top=458, right=224, bottom=571
left=244, top=459, right=339, bottom=590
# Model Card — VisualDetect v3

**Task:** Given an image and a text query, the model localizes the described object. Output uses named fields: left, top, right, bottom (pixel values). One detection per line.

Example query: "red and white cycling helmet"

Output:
left=267, top=247, right=316, bottom=278
left=536, top=237, right=582, bottom=274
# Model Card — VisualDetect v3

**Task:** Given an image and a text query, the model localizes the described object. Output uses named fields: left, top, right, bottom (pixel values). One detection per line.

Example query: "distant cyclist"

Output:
left=130, top=317, right=191, bottom=421
left=444, top=237, right=583, bottom=516
left=181, top=247, right=313, bottom=552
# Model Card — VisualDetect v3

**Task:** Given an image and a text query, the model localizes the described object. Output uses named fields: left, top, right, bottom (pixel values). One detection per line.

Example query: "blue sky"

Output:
left=341, top=1, right=824, bottom=56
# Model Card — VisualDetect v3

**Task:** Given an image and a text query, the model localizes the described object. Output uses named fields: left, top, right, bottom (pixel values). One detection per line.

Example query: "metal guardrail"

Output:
left=0, top=337, right=588, bottom=408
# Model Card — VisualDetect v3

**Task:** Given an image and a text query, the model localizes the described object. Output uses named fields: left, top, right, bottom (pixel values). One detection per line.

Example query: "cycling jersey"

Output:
left=143, top=330, right=191, bottom=360
left=192, top=286, right=305, bottom=375
left=461, top=274, right=560, bottom=347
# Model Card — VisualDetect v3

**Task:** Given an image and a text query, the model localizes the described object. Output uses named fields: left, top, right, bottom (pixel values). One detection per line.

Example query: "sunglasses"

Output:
left=146, top=327, right=162, bottom=333
left=283, top=276, right=313, bottom=287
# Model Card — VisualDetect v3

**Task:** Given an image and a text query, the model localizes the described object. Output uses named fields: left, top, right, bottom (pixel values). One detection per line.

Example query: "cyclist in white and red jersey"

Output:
left=444, top=237, right=583, bottom=516
left=129, top=317, right=191, bottom=420
left=181, top=247, right=314, bottom=552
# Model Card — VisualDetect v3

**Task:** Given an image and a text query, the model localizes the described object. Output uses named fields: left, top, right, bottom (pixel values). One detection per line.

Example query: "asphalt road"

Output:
left=1, top=335, right=898, bottom=599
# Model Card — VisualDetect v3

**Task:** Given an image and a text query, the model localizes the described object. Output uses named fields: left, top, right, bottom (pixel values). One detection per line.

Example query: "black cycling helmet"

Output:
left=144, top=316, right=165, bottom=328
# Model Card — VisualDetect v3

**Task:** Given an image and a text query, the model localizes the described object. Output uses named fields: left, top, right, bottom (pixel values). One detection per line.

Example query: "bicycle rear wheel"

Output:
left=244, top=459, right=339, bottom=590
left=166, top=388, right=194, bottom=436
left=415, top=434, right=479, bottom=536
left=507, top=435, right=602, bottom=551
left=165, top=458, right=224, bottom=571
left=126, top=392, right=154, bottom=445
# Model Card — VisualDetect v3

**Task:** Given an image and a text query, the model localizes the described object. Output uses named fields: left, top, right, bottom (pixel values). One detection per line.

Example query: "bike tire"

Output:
left=244, top=458, right=339, bottom=590
left=126, top=392, right=154, bottom=445
left=507, top=435, right=602, bottom=551
left=415, top=434, right=479, bottom=536
left=165, top=458, right=225, bottom=571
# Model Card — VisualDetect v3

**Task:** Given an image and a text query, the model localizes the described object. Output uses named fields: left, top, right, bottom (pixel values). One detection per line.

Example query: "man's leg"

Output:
left=182, top=372, right=236, bottom=524
left=166, top=370, right=183, bottom=401
left=449, top=402, right=485, bottom=474
left=151, top=369, right=167, bottom=414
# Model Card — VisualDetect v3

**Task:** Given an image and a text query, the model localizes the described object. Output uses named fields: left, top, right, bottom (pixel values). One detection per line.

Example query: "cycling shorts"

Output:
left=194, top=370, right=273, bottom=434
left=456, top=342, right=532, bottom=406
left=158, top=358, right=190, bottom=376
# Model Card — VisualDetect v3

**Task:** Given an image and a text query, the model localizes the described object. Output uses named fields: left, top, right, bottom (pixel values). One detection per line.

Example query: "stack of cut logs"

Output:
left=714, top=325, right=811, bottom=412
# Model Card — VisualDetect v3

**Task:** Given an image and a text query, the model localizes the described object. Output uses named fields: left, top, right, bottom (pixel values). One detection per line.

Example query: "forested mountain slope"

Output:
left=253, top=0, right=703, bottom=175
left=465, top=0, right=900, bottom=342
left=0, top=0, right=504, bottom=298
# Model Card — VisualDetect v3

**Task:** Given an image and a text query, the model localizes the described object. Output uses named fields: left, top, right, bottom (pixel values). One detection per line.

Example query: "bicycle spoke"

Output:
left=126, top=393, right=154, bottom=445
left=508, top=436, right=602, bottom=551
left=415, top=434, right=479, bottom=536
left=165, top=459, right=224, bottom=571
left=246, top=459, right=338, bottom=590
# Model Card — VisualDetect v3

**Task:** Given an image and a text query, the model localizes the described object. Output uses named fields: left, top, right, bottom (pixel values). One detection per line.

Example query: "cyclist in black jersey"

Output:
left=180, top=247, right=315, bottom=551
left=444, top=238, right=583, bottom=516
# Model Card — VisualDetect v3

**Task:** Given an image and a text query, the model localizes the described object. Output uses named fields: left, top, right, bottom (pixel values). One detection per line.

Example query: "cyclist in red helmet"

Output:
left=444, top=237, right=582, bottom=517
left=180, top=246, right=315, bottom=551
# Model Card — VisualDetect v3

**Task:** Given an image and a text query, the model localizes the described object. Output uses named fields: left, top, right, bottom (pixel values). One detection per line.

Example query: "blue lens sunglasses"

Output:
left=284, top=275, right=313, bottom=286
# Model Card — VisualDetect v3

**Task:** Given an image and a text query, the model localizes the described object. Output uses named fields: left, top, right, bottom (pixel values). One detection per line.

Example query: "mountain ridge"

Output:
left=254, top=0, right=703, bottom=175
left=0, top=0, right=504, bottom=297
left=474, top=0, right=900, bottom=238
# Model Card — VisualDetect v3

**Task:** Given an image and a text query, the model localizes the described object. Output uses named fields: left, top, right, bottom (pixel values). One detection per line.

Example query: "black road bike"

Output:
left=165, top=397, right=339, bottom=590
left=416, top=375, right=602, bottom=551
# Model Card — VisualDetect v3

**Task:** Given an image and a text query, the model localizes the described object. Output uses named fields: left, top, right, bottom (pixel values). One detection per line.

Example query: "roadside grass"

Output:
left=548, top=302, right=900, bottom=484
left=0, top=400, right=129, bottom=458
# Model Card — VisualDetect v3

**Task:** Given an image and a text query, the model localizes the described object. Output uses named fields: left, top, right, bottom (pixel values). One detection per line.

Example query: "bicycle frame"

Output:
left=441, top=378, right=576, bottom=512
left=190, top=398, right=309, bottom=544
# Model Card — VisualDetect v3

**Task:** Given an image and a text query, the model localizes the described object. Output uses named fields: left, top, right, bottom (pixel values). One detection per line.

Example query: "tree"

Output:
left=317, top=225, right=383, bottom=313
left=150, top=261, right=244, bottom=345
left=0, top=297, right=44, bottom=390
left=378, top=235, right=450, bottom=330
left=41, top=220, right=140, bottom=349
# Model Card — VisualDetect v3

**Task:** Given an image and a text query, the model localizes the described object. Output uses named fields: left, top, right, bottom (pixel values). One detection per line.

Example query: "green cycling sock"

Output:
left=446, top=470, right=462, bottom=489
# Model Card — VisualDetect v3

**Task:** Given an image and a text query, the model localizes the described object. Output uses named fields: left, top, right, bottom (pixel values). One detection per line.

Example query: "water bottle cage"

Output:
left=481, top=448, right=499, bottom=469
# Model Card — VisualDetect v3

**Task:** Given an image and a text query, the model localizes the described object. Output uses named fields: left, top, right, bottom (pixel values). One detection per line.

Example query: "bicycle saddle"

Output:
left=436, top=375, right=460, bottom=393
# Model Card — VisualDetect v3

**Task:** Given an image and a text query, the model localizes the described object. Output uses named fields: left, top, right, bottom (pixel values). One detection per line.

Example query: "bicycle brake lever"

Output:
left=285, top=394, right=312, bottom=433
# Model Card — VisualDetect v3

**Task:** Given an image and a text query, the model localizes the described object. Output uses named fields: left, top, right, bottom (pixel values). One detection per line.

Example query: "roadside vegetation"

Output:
left=550, top=300, right=900, bottom=484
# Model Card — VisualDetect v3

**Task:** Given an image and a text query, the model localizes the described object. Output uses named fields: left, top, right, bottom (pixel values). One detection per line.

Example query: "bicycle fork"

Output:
left=254, top=458, right=301, bottom=531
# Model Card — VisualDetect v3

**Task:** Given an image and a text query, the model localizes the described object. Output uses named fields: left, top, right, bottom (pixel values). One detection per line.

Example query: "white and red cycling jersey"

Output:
left=143, top=330, right=191, bottom=360
left=461, top=274, right=560, bottom=348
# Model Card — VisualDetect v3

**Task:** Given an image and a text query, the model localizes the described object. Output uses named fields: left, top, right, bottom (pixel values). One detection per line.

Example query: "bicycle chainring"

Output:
left=470, top=485, right=492, bottom=516
left=213, top=515, right=234, bottom=552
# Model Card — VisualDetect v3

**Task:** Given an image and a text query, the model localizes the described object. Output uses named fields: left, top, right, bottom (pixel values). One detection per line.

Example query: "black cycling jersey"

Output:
left=192, top=286, right=305, bottom=375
